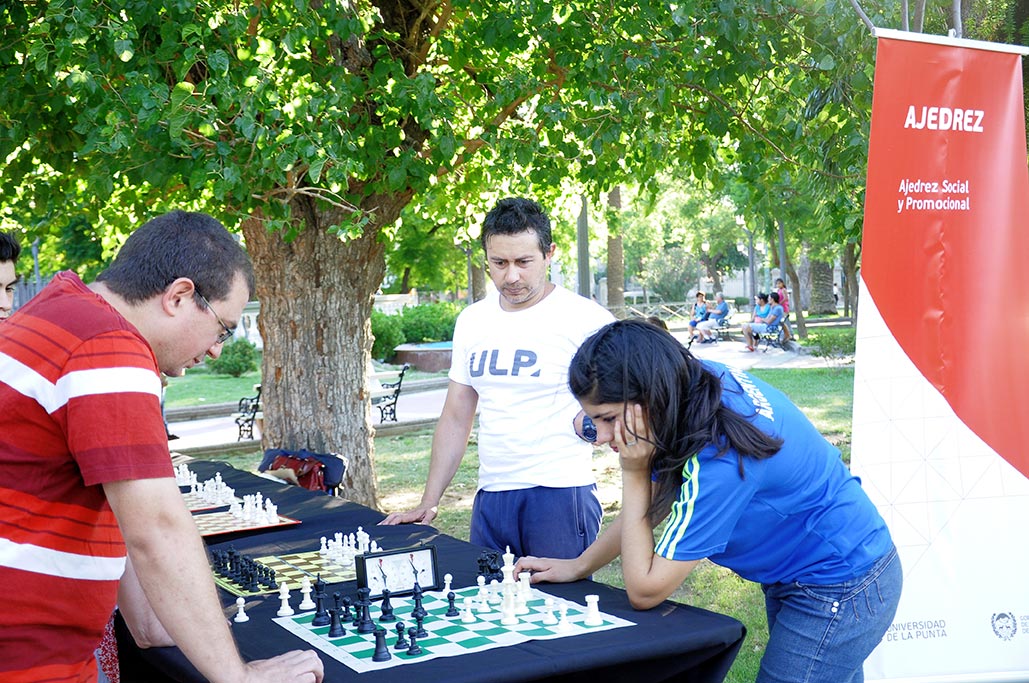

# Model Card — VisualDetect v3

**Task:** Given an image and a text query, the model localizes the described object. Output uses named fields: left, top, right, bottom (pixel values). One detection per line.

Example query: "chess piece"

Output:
left=328, top=608, right=346, bottom=638
left=445, top=591, right=459, bottom=617
left=405, top=627, right=423, bottom=656
left=357, top=588, right=377, bottom=634
left=556, top=605, right=572, bottom=633
left=311, top=591, right=330, bottom=627
left=442, top=572, right=453, bottom=594
left=372, top=627, right=392, bottom=662
left=277, top=582, right=295, bottom=617
left=414, top=610, right=428, bottom=639
left=299, top=576, right=315, bottom=611
left=378, top=589, right=397, bottom=622
left=461, top=596, right=476, bottom=624
left=584, top=594, right=603, bottom=626
left=394, top=621, right=409, bottom=650
left=233, top=596, right=249, bottom=623
left=541, top=597, right=558, bottom=625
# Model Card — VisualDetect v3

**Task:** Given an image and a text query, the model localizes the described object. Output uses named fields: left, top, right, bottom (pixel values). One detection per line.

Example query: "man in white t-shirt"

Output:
left=381, top=198, right=614, bottom=558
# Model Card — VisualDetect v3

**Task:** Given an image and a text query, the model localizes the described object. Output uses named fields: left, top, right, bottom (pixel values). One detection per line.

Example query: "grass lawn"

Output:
left=202, top=366, right=855, bottom=683
left=164, top=365, right=261, bottom=407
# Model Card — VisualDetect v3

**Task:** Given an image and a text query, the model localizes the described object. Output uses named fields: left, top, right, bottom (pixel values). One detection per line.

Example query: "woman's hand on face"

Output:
left=614, top=403, right=654, bottom=473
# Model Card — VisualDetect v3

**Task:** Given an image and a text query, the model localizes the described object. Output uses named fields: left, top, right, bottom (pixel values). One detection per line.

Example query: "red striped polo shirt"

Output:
left=0, top=272, right=173, bottom=682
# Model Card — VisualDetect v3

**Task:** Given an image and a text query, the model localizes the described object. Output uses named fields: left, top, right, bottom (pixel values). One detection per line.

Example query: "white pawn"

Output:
left=542, top=597, right=558, bottom=625
left=556, top=605, right=572, bottom=633
left=233, top=597, right=249, bottom=623
left=488, top=579, right=502, bottom=605
left=299, top=576, right=315, bottom=611
left=476, top=575, right=488, bottom=601
left=277, top=582, right=294, bottom=617
left=319, top=536, right=329, bottom=556
left=461, top=596, right=477, bottom=623
left=442, top=573, right=453, bottom=594
left=584, top=594, right=602, bottom=626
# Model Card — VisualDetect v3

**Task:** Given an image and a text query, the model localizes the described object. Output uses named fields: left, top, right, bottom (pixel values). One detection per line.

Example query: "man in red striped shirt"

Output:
left=0, top=211, right=323, bottom=683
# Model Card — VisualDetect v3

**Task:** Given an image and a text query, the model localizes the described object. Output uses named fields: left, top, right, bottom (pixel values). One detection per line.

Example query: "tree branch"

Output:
left=846, top=0, right=876, bottom=33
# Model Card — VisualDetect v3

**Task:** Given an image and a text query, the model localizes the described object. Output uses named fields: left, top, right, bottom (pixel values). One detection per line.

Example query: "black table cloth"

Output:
left=121, top=460, right=745, bottom=683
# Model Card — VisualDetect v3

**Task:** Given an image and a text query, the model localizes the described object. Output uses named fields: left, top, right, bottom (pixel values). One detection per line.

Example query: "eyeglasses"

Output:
left=196, top=292, right=235, bottom=344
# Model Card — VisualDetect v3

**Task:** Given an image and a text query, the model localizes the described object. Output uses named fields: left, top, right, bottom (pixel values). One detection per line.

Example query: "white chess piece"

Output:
left=277, top=582, right=295, bottom=616
left=584, top=594, right=602, bottom=626
left=542, top=597, right=558, bottom=625
left=500, top=585, right=518, bottom=625
left=443, top=573, right=453, bottom=594
left=461, top=596, right=477, bottom=624
left=556, top=605, right=572, bottom=632
left=489, top=578, right=502, bottom=605
left=299, top=576, right=315, bottom=611
left=502, top=545, right=515, bottom=568
left=234, top=596, right=250, bottom=623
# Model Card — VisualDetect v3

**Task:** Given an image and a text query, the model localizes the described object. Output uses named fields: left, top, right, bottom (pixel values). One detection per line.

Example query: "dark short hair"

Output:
left=757, top=292, right=768, bottom=303
left=96, top=211, right=254, bottom=304
left=769, top=291, right=780, bottom=304
left=0, top=231, right=20, bottom=262
left=480, top=197, right=552, bottom=256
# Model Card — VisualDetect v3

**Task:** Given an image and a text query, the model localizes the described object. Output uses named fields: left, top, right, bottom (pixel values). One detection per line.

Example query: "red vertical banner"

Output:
left=861, top=33, right=1029, bottom=480
left=853, top=30, right=1029, bottom=681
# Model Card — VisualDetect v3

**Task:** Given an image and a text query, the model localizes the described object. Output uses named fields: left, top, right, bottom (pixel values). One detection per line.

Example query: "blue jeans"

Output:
left=470, top=485, right=602, bottom=559
left=758, top=546, right=903, bottom=683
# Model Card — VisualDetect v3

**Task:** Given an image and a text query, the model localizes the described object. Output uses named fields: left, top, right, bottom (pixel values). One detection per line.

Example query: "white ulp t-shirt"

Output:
left=449, top=286, right=614, bottom=492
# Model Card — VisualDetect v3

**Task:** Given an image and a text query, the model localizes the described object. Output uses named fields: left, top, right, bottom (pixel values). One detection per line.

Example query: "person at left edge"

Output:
left=0, top=211, right=324, bottom=683
left=0, top=230, right=21, bottom=322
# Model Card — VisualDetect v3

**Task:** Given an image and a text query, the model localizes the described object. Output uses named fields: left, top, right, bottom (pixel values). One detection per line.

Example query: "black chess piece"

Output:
left=378, top=589, right=396, bottom=622
left=371, top=627, right=392, bottom=662
left=341, top=595, right=353, bottom=622
left=311, top=591, right=331, bottom=627
left=314, top=574, right=326, bottom=595
left=445, top=591, right=459, bottom=617
left=411, top=584, right=426, bottom=621
left=356, top=588, right=376, bottom=634
left=414, top=610, right=428, bottom=639
left=393, top=621, right=408, bottom=650
left=327, top=608, right=346, bottom=638
left=405, top=626, right=422, bottom=656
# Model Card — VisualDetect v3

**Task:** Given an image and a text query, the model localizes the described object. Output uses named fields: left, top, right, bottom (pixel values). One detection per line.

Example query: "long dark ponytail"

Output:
left=569, top=320, right=783, bottom=522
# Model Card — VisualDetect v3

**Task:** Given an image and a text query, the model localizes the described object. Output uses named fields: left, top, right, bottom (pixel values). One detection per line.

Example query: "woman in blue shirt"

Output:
left=518, top=320, right=901, bottom=683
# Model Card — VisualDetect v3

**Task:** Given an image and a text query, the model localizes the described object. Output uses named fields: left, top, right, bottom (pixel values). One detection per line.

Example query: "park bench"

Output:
left=369, top=364, right=409, bottom=423
left=234, top=384, right=262, bottom=441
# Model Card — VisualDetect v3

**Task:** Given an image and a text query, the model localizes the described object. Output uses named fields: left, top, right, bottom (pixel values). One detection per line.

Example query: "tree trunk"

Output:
left=471, top=260, right=487, bottom=302
left=606, top=186, right=625, bottom=319
left=706, top=258, right=723, bottom=295
left=242, top=197, right=393, bottom=508
left=809, top=259, right=837, bottom=314
left=843, top=242, right=860, bottom=321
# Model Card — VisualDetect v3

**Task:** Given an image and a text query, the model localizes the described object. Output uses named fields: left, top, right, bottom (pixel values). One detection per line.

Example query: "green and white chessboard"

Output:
left=214, top=550, right=357, bottom=597
left=272, top=585, right=635, bottom=673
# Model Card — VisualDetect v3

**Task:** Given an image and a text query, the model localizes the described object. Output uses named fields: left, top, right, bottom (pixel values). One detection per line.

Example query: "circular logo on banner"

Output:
left=991, top=612, right=1017, bottom=641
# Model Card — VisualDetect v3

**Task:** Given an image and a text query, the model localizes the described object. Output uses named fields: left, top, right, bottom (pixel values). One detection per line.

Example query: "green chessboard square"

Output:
left=454, top=635, right=494, bottom=649
left=432, top=624, right=467, bottom=637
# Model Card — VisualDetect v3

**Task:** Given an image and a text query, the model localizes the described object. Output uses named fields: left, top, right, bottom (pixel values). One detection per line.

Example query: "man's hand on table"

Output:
left=379, top=504, right=438, bottom=526
left=243, top=649, right=324, bottom=683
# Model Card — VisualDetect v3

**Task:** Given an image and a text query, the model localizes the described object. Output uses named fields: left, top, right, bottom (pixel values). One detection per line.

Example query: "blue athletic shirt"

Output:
left=654, top=361, right=892, bottom=585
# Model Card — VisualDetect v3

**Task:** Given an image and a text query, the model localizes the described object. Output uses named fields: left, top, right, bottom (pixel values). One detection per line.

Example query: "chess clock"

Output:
left=355, top=544, right=440, bottom=599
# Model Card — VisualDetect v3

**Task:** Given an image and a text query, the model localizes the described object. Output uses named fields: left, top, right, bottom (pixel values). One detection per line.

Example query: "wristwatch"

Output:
left=580, top=415, right=598, bottom=443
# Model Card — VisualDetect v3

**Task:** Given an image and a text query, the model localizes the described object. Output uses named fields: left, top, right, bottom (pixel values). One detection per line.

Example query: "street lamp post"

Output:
left=699, top=240, right=710, bottom=294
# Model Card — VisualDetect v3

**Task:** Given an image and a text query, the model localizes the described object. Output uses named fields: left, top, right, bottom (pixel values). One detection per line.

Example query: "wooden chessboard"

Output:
left=213, top=550, right=358, bottom=597
left=191, top=510, right=299, bottom=538
left=181, top=490, right=241, bottom=512
left=273, top=585, right=635, bottom=673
